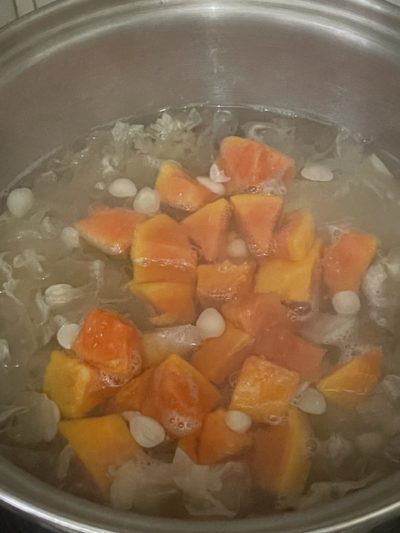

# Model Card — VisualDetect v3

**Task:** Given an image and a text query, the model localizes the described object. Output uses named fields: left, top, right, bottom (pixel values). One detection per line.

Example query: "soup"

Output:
left=1, top=106, right=400, bottom=518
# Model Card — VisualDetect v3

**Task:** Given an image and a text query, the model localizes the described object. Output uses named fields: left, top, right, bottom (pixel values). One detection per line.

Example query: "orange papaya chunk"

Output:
left=197, top=260, right=255, bottom=307
left=255, top=239, right=321, bottom=302
left=178, top=432, right=200, bottom=463
left=182, top=198, right=231, bottom=262
left=230, top=194, right=283, bottom=256
left=75, top=206, right=146, bottom=256
left=132, top=213, right=197, bottom=284
left=217, top=136, right=296, bottom=193
left=197, top=409, right=253, bottom=465
left=192, top=323, right=254, bottom=385
left=230, top=356, right=300, bottom=423
left=316, top=348, right=382, bottom=408
left=155, top=161, right=215, bottom=211
left=59, top=415, right=142, bottom=498
left=273, top=209, right=315, bottom=261
left=130, top=282, right=195, bottom=326
left=323, top=231, right=378, bottom=295
left=72, top=308, right=142, bottom=382
left=43, top=350, right=112, bottom=419
left=104, top=368, right=154, bottom=414
left=142, top=354, right=221, bottom=438
left=254, top=327, right=325, bottom=382
left=221, top=293, right=296, bottom=337
left=251, top=407, right=313, bottom=497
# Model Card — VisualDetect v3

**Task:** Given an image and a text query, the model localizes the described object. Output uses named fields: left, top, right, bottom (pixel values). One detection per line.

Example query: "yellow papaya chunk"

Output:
left=155, top=161, right=215, bottom=211
left=197, top=409, right=253, bottom=465
left=43, top=350, right=112, bottom=419
left=316, top=348, right=382, bottom=408
left=273, top=209, right=315, bottom=261
left=252, top=407, right=313, bottom=497
left=230, top=356, right=300, bottom=423
left=59, top=415, right=142, bottom=498
left=131, top=214, right=197, bottom=284
left=255, top=239, right=321, bottom=302
left=104, top=368, right=154, bottom=414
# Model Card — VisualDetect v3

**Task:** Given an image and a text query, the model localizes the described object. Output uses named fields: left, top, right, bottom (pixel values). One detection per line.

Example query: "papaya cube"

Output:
left=72, top=308, right=142, bottom=381
left=254, top=327, right=325, bottom=382
left=178, top=432, right=200, bottom=463
left=131, top=213, right=197, bottom=284
left=155, top=161, right=214, bottom=211
left=104, top=368, right=154, bottom=414
left=141, top=354, right=221, bottom=438
left=192, top=323, right=254, bottom=385
left=182, top=198, right=231, bottom=262
left=323, top=231, right=378, bottom=295
left=217, top=136, right=296, bottom=193
left=43, top=350, right=111, bottom=419
left=252, top=407, right=313, bottom=497
left=273, top=209, right=315, bottom=261
left=130, top=282, right=195, bottom=326
left=75, top=206, right=146, bottom=256
left=197, top=260, right=255, bottom=307
left=221, top=292, right=295, bottom=338
left=255, top=239, right=321, bottom=302
left=59, top=415, right=142, bottom=498
left=230, top=194, right=283, bottom=256
left=316, top=348, right=382, bottom=408
left=197, top=409, right=253, bottom=465
left=230, top=356, right=300, bottom=423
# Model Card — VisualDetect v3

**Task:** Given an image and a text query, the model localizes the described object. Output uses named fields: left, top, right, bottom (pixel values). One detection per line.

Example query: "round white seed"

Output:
left=196, top=308, right=226, bottom=339
left=225, top=410, right=252, bottom=433
left=196, top=176, right=225, bottom=195
left=7, top=188, right=34, bottom=218
left=133, top=187, right=160, bottom=215
left=60, top=227, right=80, bottom=249
left=227, top=238, right=248, bottom=258
left=57, top=323, right=80, bottom=349
left=108, top=178, right=137, bottom=198
left=129, top=413, right=165, bottom=448
left=297, top=387, right=327, bottom=415
left=301, top=164, right=333, bottom=182
left=332, top=290, right=361, bottom=316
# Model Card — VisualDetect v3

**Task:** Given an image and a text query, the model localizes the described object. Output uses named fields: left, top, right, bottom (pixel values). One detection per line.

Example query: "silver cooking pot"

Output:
left=0, top=1, right=400, bottom=531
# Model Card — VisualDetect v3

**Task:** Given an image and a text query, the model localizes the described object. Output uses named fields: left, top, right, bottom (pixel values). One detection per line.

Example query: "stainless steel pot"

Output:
left=0, top=1, right=400, bottom=531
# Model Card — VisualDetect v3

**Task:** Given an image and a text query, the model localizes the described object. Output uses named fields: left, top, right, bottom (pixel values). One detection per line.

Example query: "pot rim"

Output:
left=1, top=1, right=400, bottom=532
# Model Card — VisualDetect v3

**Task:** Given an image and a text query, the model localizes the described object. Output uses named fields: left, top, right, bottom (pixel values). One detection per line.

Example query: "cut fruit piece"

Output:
left=131, top=213, right=197, bottom=284
left=192, top=323, right=254, bottom=385
left=255, top=239, right=321, bottom=302
left=316, top=348, right=382, bottom=408
left=178, top=432, right=200, bottom=463
left=75, top=206, right=145, bottom=255
left=217, top=136, right=296, bottom=193
left=141, top=354, right=221, bottom=438
left=182, top=198, right=231, bottom=262
left=43, top=350, right=112, bottom=419
left=273, top=209, right=315, bottom=261
left=130, top=282, right=195, bottom=326
left=323, top=231, right=378, bottom=295
left=254, top=327, right=325, bottom=382
left=197, top=260, right=255, bottom=307
left=221, top=293, right=296, bottom=338
left=251, top=407, right=313, bottom=497
left=104, top=368, right=154, bottom=414
left=230, top=194, right=283, bottom=256
left=155, top=161, right=214, bottom=211
left=59, top=415, right=142, bottom=498
left=72, top=308, right=142, bottom=382
left=197, top=409, right=253, bottom=465
left=230, top=356, right=300, bottom=423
